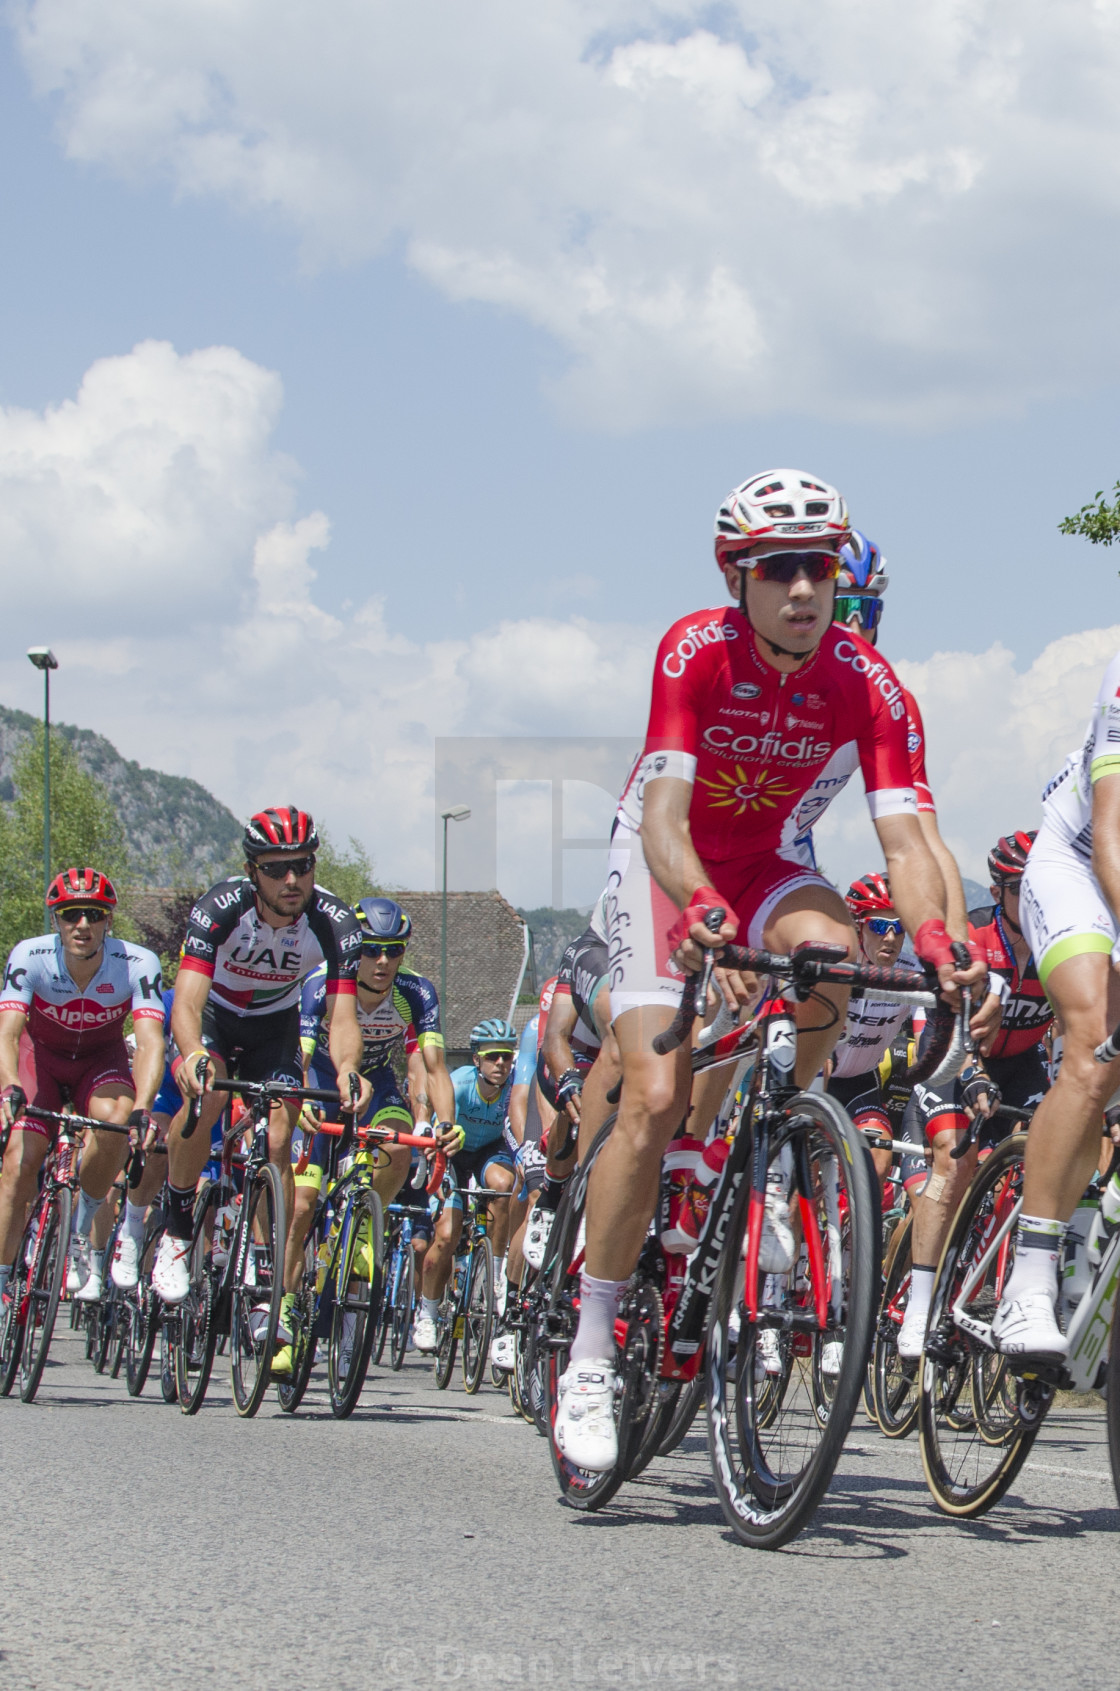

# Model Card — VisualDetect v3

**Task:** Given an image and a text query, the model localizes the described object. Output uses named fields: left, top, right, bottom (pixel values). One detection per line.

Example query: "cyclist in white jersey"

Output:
left=992, top=648, right=1120, bottom=1355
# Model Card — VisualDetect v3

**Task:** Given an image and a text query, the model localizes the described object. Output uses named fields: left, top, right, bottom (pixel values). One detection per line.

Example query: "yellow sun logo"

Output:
left=698, top=764, right=798, bottom=815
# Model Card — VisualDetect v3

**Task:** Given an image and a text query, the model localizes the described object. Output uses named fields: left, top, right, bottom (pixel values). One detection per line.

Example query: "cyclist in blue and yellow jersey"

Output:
left=412, top=1018, right=518, bottom=1353
left=287, top=898, right=456, bottom=1348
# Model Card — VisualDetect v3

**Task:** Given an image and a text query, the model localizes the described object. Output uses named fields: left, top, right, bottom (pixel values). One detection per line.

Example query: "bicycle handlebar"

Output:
left=315, top=1120, right=449, bottom=1196
left=18, top=1104, right=132, bottom=1136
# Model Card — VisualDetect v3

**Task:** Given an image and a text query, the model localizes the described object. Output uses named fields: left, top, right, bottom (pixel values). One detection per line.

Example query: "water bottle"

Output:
left=1063, top=1191, right=1096, bottom=1302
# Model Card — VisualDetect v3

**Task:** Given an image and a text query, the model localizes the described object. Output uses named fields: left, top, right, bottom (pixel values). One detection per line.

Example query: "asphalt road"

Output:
left=1, top=1327, right=1116, bottom=1691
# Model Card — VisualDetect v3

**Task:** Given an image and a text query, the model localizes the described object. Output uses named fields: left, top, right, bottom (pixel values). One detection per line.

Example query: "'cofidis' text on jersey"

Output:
left=0, top=934, right=164, bottom=1056
left=616, top=612, right=916, bottom=866
left=179, top=878, right=360, bottom=1016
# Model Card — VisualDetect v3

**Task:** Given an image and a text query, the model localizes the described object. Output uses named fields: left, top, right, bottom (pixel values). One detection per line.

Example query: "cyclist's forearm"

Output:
left=422, top=1056, right=455, bottom=1124
left=641, top=782, right=712, bottom=911
left=0, top=1014, right=24, bottom=1090
left=919, top=811, right=967, bottom=939
left=130, top=1025, right=165, bottom=1112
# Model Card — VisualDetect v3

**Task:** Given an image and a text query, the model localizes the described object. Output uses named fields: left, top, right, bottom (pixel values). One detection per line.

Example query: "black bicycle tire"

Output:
left=230, top=1161, right=286, bottom=1418
left=705, top=1092, right=878, bottom=1550
left=1104, top=1263, right=1120, bottom=1504
left=434, top=1267, right=460, bottom=1390
left=277, top=1234, right=318, bottom=1414
left=545, top=1114, right=631, bottom=1511
left=462, top=1233, right=495, bottom=1394
left=0, top=1234, right=31, bottom=1396
left=328, top=1187, right=383, bottom=1418
left=918, top=1134, right=1046, bottom=1516
left=655, top=1370, right=704, bottom=1457
left=160, top=1320, right=178, bottom=1402
left=174, top=1181, right=218, bottom=1415
left=390, top=1244, right=415, bottom=1371
left=20, top=1184, right=72, bottom=1402
left=372, top=1223, right=398, bottom=1367
left=125, top=1216, right=163, bottom=1397
left=873, top=1213, right=919, bottom=1439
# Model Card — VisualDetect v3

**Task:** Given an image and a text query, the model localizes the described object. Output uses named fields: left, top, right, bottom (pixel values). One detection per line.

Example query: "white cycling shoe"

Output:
left=991, top=1291, right=1068, bottom=1358
left=66, top=1232, right=91, bottom=1294
left=151, top=1234, right=191, bottom=1305
left=413, top=1314, right=439, bottom=1353
left=758, top=1190, right=795, bottom=1273
left=820, top=1338, right=844, bottom=1377
left=523, top=1206, right=555, bottom=1271
left=755, top=1327, right=784, bottom=1377
left=554, top=1357, right=618, bottom=1472
left=490, top=1331, right=516, bottom=1373
left=896, top=1299, right=930, bottom=1361
left=110, top=1234, right=140, bottom=1291
left=74, top=1261, right=104, bottom=1303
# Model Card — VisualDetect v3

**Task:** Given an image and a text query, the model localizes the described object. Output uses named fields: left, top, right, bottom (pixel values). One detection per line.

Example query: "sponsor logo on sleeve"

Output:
left=834, top=640, right=906, bottom=720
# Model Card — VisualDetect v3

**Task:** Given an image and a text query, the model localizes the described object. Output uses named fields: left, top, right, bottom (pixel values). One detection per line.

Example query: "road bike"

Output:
left=542, top=929, right=959, bottom=1547
left=0, top=1103, right=130, bottom=1403
left=434, top=1186, right=503, bottom=1394
left=374, top=1197, right=433, bottom=1371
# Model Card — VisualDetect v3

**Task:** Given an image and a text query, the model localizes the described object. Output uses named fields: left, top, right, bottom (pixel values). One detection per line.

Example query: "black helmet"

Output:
left=355, top=896, right=412, bottom=945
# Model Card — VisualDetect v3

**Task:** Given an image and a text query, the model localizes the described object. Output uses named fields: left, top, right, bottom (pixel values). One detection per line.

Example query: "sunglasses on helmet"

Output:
left=864, top=916, right=903, bottom=937
left=254, top=855, right=315, bottom=880
left=745, top=551, right=842, bottom=585
left=362, top=942, right=407, bottom=959
left=57, top=906, right=108, bottom=925
left=834, top=593, right=885, bottom=632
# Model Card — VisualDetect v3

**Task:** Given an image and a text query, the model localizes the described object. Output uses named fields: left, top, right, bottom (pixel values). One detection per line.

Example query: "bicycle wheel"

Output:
left=618, top=1279, right=674, bottom=1479
left=918, top=1134, right=1050, bottom=1515
left=0, top=1252, right=29, bottom=1397
left=174, top=1183, right=218, bottom=1415
left=462, top=1234, right=495, bottom=1393
left=277, top=1235, right=318, bottom=1415
left=1103, top=1267, right=1120, bottom=1502
left=545, top=1117, right=631, bottom=1511
left=390, top=1245, right=415, bottom=1371
left=705, top=1093, right=878, bottom=1550
left=373, top=1227, right=399, bottom=1367
left=434, top=1267, right=461, bottom=1389
left=125, top=1216, right=163, bottom=1398
left=230, top=1161, right=286, bottom=1418
left=159, top=1319, right=178, bottom=1402
left=872, top=1213, right=919, bottom=1439
left=328, top=1187, right=383, bottom=1418
left=20, top=1186, right=72, bottom=1403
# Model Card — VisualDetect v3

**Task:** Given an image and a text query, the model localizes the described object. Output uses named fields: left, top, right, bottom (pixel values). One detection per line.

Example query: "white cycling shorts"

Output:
left=1019, top=832, right=1117, bottom=992
left=601, top=822, right=831, bottom=1019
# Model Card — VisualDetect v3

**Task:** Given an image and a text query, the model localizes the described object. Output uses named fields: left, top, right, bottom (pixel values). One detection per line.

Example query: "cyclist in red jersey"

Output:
left=554, top=468, right=985, bottom=1472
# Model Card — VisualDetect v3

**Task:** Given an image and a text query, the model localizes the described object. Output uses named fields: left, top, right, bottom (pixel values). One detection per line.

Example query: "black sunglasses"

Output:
left=57, top=907, right=108, bottom=925
left=362, top=943, right=407, bottom=960
left=255, top=856, right=315, bottom=880
left=746, top=551, right=841, bottom=585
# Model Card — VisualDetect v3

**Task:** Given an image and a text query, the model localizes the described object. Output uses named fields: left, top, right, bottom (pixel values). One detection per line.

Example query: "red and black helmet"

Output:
left=846, top=872, right=893, bottom=921
left=46, top=868, right=117, bottom=910
left=988, top=830, right=1036, bottom=884
left=242, top=806, right=320, bottom=860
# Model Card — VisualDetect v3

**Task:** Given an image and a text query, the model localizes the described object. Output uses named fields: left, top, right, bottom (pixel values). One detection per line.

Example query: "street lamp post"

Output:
left=27, top=648, right=59, bottom=904
left=440, top=805, right=471, bottom=1032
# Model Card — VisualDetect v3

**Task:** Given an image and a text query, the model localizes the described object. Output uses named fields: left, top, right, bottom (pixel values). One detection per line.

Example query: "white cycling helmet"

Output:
left=714, top=469, right=850, bottom=567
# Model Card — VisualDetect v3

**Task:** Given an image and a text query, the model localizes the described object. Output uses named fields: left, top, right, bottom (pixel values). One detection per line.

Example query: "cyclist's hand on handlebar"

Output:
left=669, top=887, right=739, bottom=973
left=969, top=988, right=1002, bottom=1057
left=299, top=1098, right=324, bottom=1132
left=177, top=1051, right=212, bottom=1100
left=434, top=1122, right=466, bottom=1155
left=340, top=1070, right=371, bottom=1117
left=914, top=922, right=985, bottom=1013
left=0, top=1083, right=25, bottom=1129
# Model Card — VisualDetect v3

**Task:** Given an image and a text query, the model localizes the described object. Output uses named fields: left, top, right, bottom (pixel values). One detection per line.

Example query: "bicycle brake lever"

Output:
left=181, top=1056, right=210, bottom=1141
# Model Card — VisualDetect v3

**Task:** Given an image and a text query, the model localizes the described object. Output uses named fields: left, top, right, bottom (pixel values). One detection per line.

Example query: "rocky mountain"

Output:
left=0, top=704, right=242, bottom=887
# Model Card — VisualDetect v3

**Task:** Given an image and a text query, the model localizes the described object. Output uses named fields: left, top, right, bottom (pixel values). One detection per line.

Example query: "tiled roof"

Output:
left=394, top=890, right=529, bottom=1050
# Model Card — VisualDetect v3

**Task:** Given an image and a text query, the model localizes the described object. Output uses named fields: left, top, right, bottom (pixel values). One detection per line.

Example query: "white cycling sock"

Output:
left=1003, top=1215, right=1063, bottom=1303
left=420, top=1296, right=440, bottom=1322
left=123, top=1200, right=147, bottom=1246
left=492, top=1253, right=506, bottom=1292
left=569, top=1273, right=626, bottom=1366
left=74, top=1188, right=100, bottom=1238
left=905, top=1266, right=935, bottom=1325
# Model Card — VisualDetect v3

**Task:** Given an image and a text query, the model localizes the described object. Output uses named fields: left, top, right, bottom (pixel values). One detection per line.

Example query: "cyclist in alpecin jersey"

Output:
left=554, top=468, right=983, bottom=1473
left=153, top=806, right=370, bottom=1310
left=0, top=869, right=165, bottom=1308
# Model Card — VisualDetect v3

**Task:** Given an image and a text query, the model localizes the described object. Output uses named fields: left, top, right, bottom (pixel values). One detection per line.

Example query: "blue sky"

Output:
left=1, top=3, right=1119, bottom=903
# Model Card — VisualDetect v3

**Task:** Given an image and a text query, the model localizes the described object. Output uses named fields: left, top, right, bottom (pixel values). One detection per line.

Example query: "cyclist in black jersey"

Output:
left=152, top=807, right=370, bottom=1311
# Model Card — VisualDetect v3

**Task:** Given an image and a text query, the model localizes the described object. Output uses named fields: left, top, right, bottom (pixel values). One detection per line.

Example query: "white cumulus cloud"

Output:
left=12, top=0, right=1120, bottom=426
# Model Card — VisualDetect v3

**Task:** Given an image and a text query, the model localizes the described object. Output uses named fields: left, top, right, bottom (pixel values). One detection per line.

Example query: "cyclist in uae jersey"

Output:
left=152, top=806, right=369, bottom=1315
left=555, top=467, right=982, bottom=1474
left=0, top=869, right=165, bottom=1311
left=990, top=649, right=1120, bottom=1358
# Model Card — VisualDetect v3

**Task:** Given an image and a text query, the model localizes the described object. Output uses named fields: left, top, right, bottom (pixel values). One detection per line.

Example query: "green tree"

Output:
left=313, top=829, right=381, bottom=908
left=1059, top=482, right=1120, bottom=547
left=0, top=727, right=131, bottom=961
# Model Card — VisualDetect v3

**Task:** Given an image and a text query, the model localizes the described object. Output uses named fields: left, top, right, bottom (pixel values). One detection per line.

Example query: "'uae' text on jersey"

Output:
left=179, top=878, right=360, bottom=1016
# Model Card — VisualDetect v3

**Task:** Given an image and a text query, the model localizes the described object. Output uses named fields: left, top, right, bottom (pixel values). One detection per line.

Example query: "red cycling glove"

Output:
left=914, top=918, right=958, bottom=974
left=666, top=885, right=738, bottom=952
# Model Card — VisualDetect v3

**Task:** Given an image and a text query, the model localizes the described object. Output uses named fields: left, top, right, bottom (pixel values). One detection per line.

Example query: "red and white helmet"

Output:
left=46, top=867, right=117, bottom=910
left=846, top=872, right=893, bottom=922
left=715, top=469, right=850, bottom=567
left=243, top=806, right=319, bottom=860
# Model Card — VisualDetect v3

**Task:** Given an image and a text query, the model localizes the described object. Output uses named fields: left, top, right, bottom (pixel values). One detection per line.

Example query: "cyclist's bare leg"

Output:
left=910, top=1125, right=976, bottom=1267
left=371, top=1143, right=410, bottom=1206
left=422, top=1204, right=463, bottom=1301
left=1021, top=952, right=1120, bottom=1221
left=584, top=1005, right=689, bottom=1282
left=77, top=1083, right=137, bottom=1204
left=89, top=1192, right=118, bottom=1253
left=0, top=1128, right=51, bottom=1264
left=507, top=1192, right=533, bottom=1284
left=762, top=885, right=855, bottom=1087
left=166, top=1056, right=229, bottom=1191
